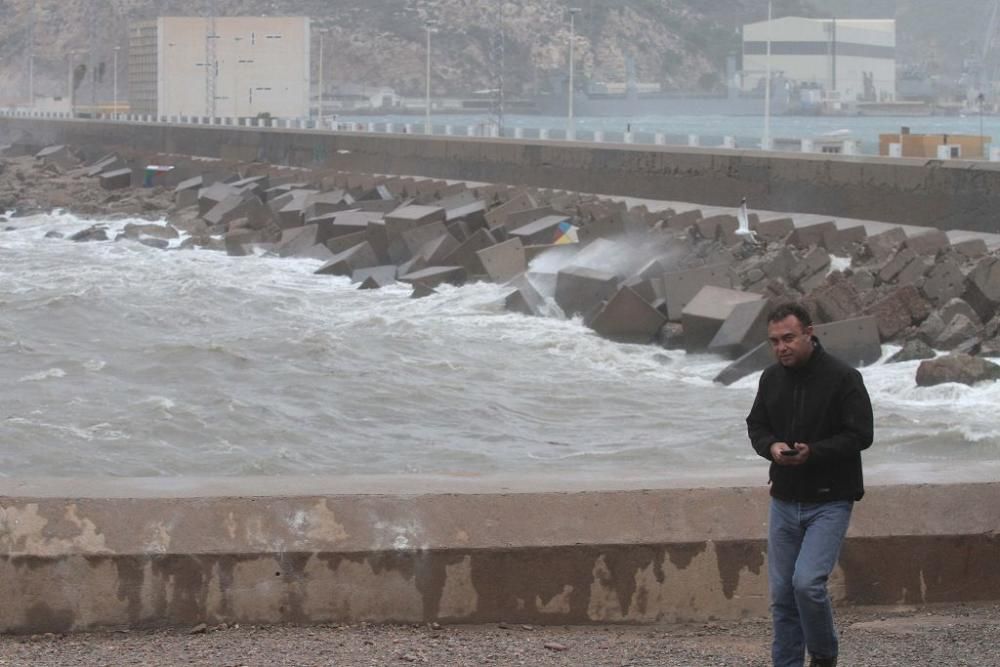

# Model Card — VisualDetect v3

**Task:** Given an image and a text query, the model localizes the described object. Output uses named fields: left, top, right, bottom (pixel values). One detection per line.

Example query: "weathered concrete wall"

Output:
left=1, top=480, right=998, bottom=634
left=2, top=117, right=1000, bottom=232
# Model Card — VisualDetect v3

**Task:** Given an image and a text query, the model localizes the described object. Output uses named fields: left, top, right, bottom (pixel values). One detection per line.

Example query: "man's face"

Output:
left=767, top=315, right=814, bottom=368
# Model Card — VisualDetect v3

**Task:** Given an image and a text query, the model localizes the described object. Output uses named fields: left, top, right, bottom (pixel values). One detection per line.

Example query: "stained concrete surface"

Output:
left=1, top=476, right=999, bottom=634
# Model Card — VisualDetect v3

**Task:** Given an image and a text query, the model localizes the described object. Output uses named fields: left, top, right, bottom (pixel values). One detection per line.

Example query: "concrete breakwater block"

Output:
left=753, top=217, right=794, bottom=243
left=415, top=233, right=461, bottom=266
left=204, top=192, right=260, bottom=227
left=276, top=224, right=326, bottom=258
left=477, top=238, right=526, bottom=283
left=307, top=210, right=383, bottom=239
left=276, top=190, right=320, bottom=229
left=952, top=238, right=988, bottom=260
left=35, top=144, right=78, bottom=170
left=351, top=265, right=397, bottom=288
left=554, top=266, right=620, bottom=318
left=502, top=206, right=557, bottom=232
left=504, top=275, right=547, bottom=316
left=85, top=153, right=124, bottom=178
left=682, top=286, right=763, bottom=352
left=99, top=168, right=133, bottom=191
left=963, top=256, right=1000, bottom=323
left=399, top=266, right=468, bottom=288
left=708, top=298, right=771, bottom=359
left=198, top=182, right=240, bottom=216
left=862, top=227, right=907, bottom=262
left=863, top=285, right=932, bottom=341
left=821, top=225, right=867, bottom=254
left=921, top=259, right=966, bottom=305
left=385, top=204, right=447, bottom=228
left=509, top=215, right=575, bottom=246
left=660, top=264, right=733, bottom=322
left=588, top=286, right=667, bottom=343
left=484, top=190, right=537, bottom=229
left=229, top=175, right=270, bottom=199
left=787, top=221, right=836, bottom=249
left=304, top=190, right=354, bottom=219
left=714, top=316, right=882, bottom=385
left=385, top=205, right=447, bottom=262
left=442, top=228, right=497, bottom=276
left=695, top=214, right=739, bottom=245
left=904, top=229, right=951, bottom=257
left=401, top=221, right=450, bottom=259
left=663, top=209, right=703, bottom=231
left=315, top=241, right=379, bottom=277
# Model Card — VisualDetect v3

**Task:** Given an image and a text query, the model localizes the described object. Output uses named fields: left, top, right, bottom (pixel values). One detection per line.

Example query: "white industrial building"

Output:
left=742, top=17, right=896, bottom=103
left=129, top=16, right=311, bottom=119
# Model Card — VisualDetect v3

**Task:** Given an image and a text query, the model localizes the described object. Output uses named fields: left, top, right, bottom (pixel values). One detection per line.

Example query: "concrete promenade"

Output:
left=4, top=116, right=1000, bottom=233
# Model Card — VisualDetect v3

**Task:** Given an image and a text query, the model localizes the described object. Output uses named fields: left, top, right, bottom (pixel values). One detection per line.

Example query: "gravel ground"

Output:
left=1, top=603, right=997, bottom=666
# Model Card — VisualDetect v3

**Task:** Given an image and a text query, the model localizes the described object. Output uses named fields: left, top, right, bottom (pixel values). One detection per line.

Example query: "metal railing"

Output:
left=2, top=108, right=996, bottom=161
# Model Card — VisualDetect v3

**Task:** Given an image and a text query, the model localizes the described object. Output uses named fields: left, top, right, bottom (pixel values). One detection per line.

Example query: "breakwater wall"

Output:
left=1, top=479, right=998, bottom=634
left=2, top=117, right=1000, bottom=233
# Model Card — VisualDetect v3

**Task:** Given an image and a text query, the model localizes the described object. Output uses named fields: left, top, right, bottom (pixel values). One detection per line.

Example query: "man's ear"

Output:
left=804, top=325, right=814, bottom=337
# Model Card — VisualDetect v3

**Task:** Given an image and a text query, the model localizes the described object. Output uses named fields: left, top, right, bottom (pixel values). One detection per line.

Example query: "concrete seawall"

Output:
left=2, top=477, right=998, bottom=634
left=3, top=118, right=1000, bottom=233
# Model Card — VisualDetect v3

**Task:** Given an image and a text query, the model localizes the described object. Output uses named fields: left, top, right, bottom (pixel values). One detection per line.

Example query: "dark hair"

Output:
left=767, top=302, right=812, bottom=328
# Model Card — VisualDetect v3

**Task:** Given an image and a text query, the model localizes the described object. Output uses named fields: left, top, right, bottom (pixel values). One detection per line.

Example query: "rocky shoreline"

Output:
left=4, top=143, right=1000, bottom=388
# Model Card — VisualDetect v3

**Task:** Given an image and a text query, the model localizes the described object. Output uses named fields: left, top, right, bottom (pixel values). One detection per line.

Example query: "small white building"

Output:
left=130, top=16, right=311, bottom=119
left=742, top=17, right=896, bottom=103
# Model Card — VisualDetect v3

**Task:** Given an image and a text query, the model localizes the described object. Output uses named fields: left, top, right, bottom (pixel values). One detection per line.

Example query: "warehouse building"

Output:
left=129, top=16, right=310, bottom=120
left=742, top=17, right=896, bottom=104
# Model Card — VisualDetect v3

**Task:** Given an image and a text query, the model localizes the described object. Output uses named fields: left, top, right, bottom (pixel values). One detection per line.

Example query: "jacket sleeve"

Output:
left=746, top=370, right=778, bottom=461
left=807, top=368, right=874, bottom=462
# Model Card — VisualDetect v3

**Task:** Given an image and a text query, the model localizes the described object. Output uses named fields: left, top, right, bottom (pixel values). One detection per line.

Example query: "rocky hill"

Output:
left=0, top=0, right=992, bottom=106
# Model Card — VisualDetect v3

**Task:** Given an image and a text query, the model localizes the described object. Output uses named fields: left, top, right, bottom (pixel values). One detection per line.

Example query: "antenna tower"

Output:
left=205, top=2, right=217, bottom=118
left=488, top=1, right=505, bottom=134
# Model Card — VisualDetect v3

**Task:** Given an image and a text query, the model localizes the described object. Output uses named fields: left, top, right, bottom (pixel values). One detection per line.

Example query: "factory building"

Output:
left=742, top=17, right=896, bottom=104
left=129, top=16, right=310, bottom=119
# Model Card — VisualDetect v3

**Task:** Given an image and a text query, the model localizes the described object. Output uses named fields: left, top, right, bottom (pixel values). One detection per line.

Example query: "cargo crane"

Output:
left=978, top=0, right=1000, bottom=102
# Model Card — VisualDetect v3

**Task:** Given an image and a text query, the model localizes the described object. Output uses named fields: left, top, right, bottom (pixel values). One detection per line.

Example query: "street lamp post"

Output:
left=113, top=46, right=120, bottom=120
left=317, top=28, right=328, bottom=120
left=67, top=51, right=81, bottom=117
left=425, top=22, right=433, bottom=135
left=567, top=8, right=580, bottom=139
left=762, top=0, right=773, bottom=150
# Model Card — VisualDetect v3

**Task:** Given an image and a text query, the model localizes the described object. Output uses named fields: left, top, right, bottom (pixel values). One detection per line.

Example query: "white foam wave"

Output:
left=18, top=368, right=66, bottom=382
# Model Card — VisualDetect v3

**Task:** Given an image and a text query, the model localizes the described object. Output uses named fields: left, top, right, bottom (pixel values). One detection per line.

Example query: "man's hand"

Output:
left=770, top=442, right=810, bottom=466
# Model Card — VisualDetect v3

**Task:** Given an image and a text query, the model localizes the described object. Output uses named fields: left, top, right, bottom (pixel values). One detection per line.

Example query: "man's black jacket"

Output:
left=746, top=338, right=874, bottom=503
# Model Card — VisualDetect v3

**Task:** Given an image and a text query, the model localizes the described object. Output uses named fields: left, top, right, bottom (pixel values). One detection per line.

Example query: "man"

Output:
left=747, top=303, right=874, bottom=667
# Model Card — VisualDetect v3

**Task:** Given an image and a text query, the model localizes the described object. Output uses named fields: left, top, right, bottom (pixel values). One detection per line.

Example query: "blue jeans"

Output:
left=768, top=497, right=853, bottom=667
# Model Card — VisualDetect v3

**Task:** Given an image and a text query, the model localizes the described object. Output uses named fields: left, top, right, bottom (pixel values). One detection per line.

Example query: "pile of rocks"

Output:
left=9, top=144, right=1000, bottom=388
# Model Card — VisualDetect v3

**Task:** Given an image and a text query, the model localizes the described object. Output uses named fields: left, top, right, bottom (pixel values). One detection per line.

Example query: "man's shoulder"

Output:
left=816, top=347, right=863, bottom=381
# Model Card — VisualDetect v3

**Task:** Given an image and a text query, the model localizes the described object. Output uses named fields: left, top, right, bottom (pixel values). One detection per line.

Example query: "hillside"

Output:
left=0, top=0, right=991, bottom=106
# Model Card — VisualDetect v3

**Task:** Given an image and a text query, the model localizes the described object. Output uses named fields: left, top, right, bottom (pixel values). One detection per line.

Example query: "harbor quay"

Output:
left=4, top=116, right=1000, bottom=233
left=2, top=120, right=1000, bottom=636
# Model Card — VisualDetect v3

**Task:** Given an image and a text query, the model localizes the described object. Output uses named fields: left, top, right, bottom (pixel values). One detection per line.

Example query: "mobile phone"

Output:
left=780, top=449, right=799, bottom=457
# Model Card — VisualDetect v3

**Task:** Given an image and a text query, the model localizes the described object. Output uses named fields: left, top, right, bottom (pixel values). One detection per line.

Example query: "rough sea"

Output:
left=2, top=211, right=999, bottom=481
